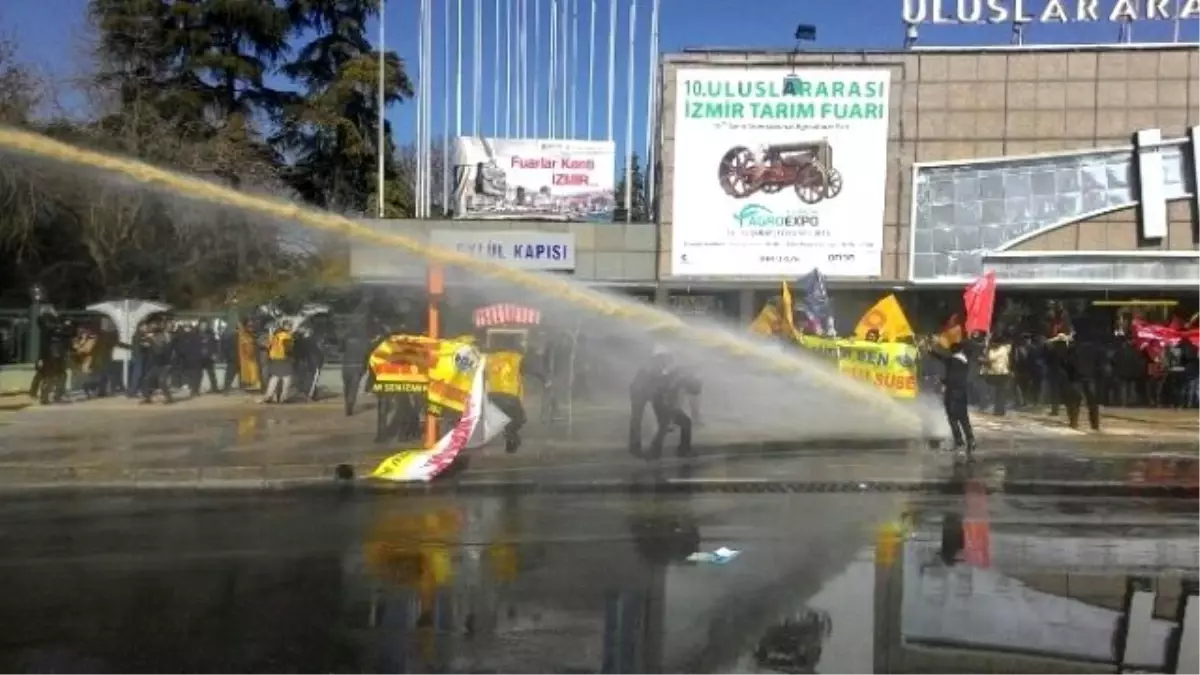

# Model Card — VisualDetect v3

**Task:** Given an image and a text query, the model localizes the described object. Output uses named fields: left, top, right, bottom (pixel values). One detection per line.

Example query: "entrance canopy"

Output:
left=473, top=303, right=542, bottom=328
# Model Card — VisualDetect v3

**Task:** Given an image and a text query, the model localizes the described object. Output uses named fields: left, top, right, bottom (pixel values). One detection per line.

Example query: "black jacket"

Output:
left=935, top=349, right=972, bottom=395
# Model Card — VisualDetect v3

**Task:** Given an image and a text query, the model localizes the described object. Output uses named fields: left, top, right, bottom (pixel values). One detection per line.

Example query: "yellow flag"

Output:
left=749, top=303, right=782, bottom=337
left=780, top=281, right=796, bottom=333
left=854, top=294, right=914, bottom=342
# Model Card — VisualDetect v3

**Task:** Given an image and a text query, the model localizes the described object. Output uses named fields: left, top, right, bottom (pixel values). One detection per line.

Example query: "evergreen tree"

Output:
left=276, top=0, right=413, bottom=216
left=614, top=153, right=647, bottom=222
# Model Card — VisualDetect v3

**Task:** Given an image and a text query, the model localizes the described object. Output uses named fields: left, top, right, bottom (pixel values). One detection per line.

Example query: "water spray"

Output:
left=0, top=126, right=924, bottom=437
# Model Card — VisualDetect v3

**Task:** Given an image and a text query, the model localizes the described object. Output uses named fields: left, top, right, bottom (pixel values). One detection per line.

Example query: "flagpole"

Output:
left=645, top=0, right=660, bottom=217
left=504, top=0, right=512, bottom=137
left=473, top=0, right=482, bottom=134
left=606, top=0, right=616, bottom=141
left=570, top=0, right=578, bottom=138
left=523, top=0, right=530, bottom=137
left=624, top=0, right=637, bottom=222
left=549, top=0, right=557, bottom=139
left=456, top=0, right=463, bottom=140
left=587, top=0, right=595, bottom=140
left=424, top=0, right=433, bottom=217
left=414, top=0, right=423, bottom=217
left=533, top=0, right=541, bottom=137
left=493, top=0, right=500, bottom=136
left=560, top=0, right=568, bottom=135
left=376, top=0, right=386, bottom=217
left=442, top=0, right=450, bottom=214
left=514, top=0, right=522, bottom=138
left=518, top=0, right=526, bottom=137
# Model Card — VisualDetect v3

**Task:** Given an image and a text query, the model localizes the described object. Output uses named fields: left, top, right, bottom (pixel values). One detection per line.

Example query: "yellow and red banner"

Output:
left=799, top=335, right=919, bottom=399
left=368, top=335, right=435, bottom=394
left=372, top=353, right=489, bottom=482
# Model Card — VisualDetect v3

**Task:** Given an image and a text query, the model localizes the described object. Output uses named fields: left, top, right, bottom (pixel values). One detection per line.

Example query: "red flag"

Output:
left=963, top=272, right=996, bottom=335
left=1132, top=318, right=1200, bottom=350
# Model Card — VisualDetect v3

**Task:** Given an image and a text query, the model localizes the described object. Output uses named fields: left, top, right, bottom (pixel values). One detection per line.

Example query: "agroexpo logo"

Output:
left=733, top=204, right=821, bottom=228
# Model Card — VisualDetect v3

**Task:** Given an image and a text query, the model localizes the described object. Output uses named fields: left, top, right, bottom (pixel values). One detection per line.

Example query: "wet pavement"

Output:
left=0, top=469, right=1194, bottom=673
left=0, top=394, right=1194, bottom=490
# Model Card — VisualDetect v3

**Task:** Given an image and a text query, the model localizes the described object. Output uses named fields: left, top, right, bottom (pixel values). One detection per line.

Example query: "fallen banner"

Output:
left=371, top=353, right=510, bottom=482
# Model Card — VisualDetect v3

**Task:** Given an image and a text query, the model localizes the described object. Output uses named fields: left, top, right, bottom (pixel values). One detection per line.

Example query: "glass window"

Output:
left=911, top=142, right=1193, bottom=281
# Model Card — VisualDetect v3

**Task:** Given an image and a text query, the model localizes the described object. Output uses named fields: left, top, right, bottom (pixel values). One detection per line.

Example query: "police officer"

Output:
left=629, top=345, right=672, bottom=458
left=341, top=318, right=370, bottom=416
left=645, top=364, right=699, bottom=460
left=935, top=340, right=976, bottom=456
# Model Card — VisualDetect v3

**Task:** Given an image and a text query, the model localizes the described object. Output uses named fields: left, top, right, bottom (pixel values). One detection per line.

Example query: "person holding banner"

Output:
left=483, top=336, right=530, bottom=454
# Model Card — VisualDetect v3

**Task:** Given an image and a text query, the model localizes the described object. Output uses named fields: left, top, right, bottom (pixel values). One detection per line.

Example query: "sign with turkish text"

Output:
left=671, top=68, right=890, bottom=277
left=452, top=137, right=615, bottom=221
left=903, top=0, right=1199, bottom=25
left=430, top=230, right=576, bottom=271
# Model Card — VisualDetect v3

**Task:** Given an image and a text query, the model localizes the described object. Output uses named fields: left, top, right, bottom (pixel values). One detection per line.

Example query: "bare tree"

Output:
left=395, top=136, right=452, bottom=217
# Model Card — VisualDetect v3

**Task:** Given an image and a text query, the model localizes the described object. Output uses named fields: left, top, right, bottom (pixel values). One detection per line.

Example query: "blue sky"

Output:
left=3, top=0, right=1197, bottom=165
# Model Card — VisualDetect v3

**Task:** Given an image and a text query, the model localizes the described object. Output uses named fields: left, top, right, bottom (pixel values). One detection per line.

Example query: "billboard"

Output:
left=670, top=67, right=891, bottom=277
left=452, top=137, right=616, bottom=221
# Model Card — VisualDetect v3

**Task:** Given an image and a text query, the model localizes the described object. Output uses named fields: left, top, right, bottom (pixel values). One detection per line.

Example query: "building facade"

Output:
left=352, top=43, right=1199, bottom=327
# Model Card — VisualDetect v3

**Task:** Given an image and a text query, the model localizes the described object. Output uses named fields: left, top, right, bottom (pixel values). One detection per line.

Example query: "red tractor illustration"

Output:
left=717, top=140, right=842, bottom=204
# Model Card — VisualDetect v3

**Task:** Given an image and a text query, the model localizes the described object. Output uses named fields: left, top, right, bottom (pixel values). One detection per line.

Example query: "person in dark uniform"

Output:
left=341, top=319, right=370, bottom=416
left=139, top=320, right=175, bottom=405
left=629, top=346, right=672, bottom=458
left=1064, top=333, right=1102, bottom=431
left=645, top=364, right=698, bottom=460
left=35, top=313, right=70, bottom=405
left=935, top=340, right=976, bottom=456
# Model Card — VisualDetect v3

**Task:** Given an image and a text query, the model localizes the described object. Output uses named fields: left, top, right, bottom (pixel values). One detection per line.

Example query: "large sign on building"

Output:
left=452, top=137, right=616, bottom=222
left=430, top=230, right=576, bottom=271
left=903, top=0, right=1199, bottom=25
left=670, top=67, right=891, bottom=278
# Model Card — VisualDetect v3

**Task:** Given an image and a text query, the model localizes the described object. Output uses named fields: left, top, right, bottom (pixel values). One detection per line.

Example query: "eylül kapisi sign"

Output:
left=903, top=0, right=1199, bottom=24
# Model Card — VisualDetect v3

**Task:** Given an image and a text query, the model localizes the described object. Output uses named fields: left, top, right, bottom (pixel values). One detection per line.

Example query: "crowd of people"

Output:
left=25, top=310, right=327, bottom=405
left=914, top=306, right=1200, bottom=458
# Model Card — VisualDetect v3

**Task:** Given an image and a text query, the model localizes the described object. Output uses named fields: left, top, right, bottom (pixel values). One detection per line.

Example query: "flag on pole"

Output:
left=780, top=281, right=796, bottom=334
left=963, top=271, right=997, bottom=335
left=797, top=268, right=833, bottom=336
left=854, top=294, right=914, bottom=342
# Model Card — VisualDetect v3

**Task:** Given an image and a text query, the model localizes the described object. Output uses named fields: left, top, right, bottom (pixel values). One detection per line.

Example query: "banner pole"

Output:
left=424, top=264, right=444, bottom=449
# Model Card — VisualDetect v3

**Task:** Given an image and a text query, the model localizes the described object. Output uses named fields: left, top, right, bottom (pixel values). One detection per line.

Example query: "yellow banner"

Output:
left=427, top=339, right=481, bottom=414
left=368, top=335, right=434, bottom=394
left=798, top=335, right=919, bottom=399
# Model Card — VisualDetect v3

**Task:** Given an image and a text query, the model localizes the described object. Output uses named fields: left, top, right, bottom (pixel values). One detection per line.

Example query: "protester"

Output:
left=933, top=340, right=976, bottom=456
left=260, top=320, right=294, bottom=404
left=191, top=319, right=220, bottom=394
left=483, top=337, right=530, bottom=453
left=981, top=334, right=1013, bottom=416
left=138, top=319, right=175, bottom=405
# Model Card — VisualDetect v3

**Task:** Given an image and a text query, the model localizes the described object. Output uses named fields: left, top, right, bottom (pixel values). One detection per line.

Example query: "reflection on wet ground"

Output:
left=0, top=478, right=1195, bottom=673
